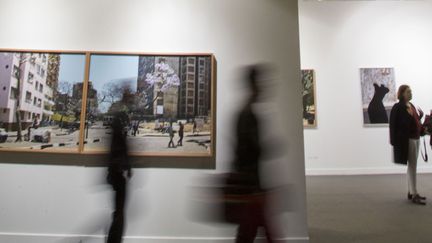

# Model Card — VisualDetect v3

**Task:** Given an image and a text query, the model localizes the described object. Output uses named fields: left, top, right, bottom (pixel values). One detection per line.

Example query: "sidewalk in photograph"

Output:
left=1, top=125, right=211, bottom=153
left=141, top=132, right=211, bottom=138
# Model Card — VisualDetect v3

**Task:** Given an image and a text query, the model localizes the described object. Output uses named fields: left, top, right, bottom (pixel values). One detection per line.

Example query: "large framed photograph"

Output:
left=301, top=69, right=317, bottom=128
left=0, top=49, right=216, bottom=165
left=84, top=53, right=215, bottom=156
left=0, top=51, right=86, bottom=152
left=360, top=68, right=397, bottom=126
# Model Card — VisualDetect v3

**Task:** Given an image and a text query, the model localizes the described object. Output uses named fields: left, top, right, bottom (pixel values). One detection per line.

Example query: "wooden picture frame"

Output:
left=0, top=49, right=216, bottom=168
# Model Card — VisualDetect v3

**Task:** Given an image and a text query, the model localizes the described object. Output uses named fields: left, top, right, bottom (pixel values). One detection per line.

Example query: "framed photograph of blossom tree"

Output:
left=84, top=53, right=215, bottom=156
left=0, top=49, right=216, bottom=167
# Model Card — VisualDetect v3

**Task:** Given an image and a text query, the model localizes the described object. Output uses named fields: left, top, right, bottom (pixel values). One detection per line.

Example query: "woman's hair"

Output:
left=397, top=85, right=410, bottom=101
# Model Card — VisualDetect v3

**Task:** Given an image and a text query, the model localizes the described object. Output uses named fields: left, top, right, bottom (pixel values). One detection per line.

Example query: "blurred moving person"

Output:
left=230, top=65, right=275, bottom=243
left=107, top=112, right=132, bottom=243
left=188, top=65, right=288, bottom=242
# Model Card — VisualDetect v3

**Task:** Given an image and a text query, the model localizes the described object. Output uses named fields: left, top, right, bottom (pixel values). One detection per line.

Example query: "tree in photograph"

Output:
left=46, top=54, right=61, bottom=91
left=54, top=81, right=77, bottom=129
left=143, top=60, right=180, bottom=110
left=301, top=70, right=315, bottom=125
left=133, top=91, right=149, bottom=114
left=102, top=82, right=136, bottom=114
left=84, top=82, right=98, bottom=121
left=99, top=81, right=125, bottom=109
left=12, top=53, right=29, bottom=142
left=302, top=71, right=314, bottom=109
left=99, top=81, right=128, bottom=116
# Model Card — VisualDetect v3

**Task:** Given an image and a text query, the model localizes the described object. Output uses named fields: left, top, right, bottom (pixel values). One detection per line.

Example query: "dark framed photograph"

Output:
left=360, top=68, right=397, bottom=126
left=301, top=69, right=317, bottom=128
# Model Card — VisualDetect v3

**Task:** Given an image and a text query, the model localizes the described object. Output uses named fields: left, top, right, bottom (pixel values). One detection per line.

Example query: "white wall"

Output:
left=300, top=1, right=432, bottom=175
left=0, top=0, right=308, bottom=242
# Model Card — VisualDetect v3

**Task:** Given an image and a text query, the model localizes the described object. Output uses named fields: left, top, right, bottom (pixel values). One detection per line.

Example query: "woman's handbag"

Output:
left=421, top=112, right=432, bottom=162
left=221, top=172, right=264, bottom=224
left=421, top=137, right=428, bottom=162
left=188, top=172, right=265, bottom=224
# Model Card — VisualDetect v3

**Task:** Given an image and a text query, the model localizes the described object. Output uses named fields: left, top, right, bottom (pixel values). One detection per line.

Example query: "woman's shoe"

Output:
left=408, top=193, right=426, bottom=200
left=412, top=194, right=426, bottom=205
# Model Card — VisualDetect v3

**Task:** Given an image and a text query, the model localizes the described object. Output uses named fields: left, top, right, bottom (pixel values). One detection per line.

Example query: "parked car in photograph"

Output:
left=31, top=128, right=51, bottom=143
left=103, top=115, right=114, bottom=127
left=0, top=128, right=8, bottom=143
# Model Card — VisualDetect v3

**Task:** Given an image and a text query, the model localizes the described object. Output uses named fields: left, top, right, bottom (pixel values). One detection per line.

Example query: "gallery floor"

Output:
left=307, top=174, right=432, bottom=243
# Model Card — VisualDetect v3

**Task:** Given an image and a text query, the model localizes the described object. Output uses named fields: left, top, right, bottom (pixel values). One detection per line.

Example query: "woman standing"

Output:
left=390, top=85, right=426, bottom=205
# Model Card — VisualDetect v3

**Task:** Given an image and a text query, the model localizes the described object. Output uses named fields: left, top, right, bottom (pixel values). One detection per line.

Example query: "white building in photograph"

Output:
left=0, top=52, right=55, bottom=131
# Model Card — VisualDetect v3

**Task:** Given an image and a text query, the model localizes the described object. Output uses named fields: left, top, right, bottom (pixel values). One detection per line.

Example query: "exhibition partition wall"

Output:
left=0, top=0, right=309, bottom=243
left=299, top=1, right=432, bottom=175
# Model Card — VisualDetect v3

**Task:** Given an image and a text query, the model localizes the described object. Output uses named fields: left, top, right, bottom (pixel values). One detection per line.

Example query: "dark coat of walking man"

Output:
left=232, top=65, right=275, bottom=243
left=107, top=112, right=132, bottom=243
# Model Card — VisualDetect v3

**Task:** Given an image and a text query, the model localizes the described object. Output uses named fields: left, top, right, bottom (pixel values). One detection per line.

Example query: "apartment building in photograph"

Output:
left=0, top=52, right=55, bottom=131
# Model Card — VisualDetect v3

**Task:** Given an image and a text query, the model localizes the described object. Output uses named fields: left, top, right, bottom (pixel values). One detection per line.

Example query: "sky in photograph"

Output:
left=58, top=54, right=86, bottom=84
left=89, top=55, right=139, bottom=112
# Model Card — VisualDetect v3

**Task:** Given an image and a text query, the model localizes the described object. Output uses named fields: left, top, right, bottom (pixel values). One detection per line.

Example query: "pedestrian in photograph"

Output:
left=168, top=122, right=176, bottom=148
left=177, top=121, right=184, bottom=146
left=33, top=117, right=39, bottom=129
left=107, top=111, right=132, bottom=243
left=128, top=121, right=133, bottom=136
left=132, top=120, right=139, bottom=137
left=26, top=117, right=39, bottom=142
left=59, top=116, right=64, bottom=131
left=136, top=120, right=140, bottom=135
left=26, top=125, right=32, bottom=142
left=193, top=120, right=197, bottom=135
left=390, top=85, right=427, bottom=205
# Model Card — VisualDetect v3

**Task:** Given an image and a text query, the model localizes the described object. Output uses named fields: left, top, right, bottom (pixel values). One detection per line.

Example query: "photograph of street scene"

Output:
left=0, top=52, right=86, bottom=151
left=84, top=54, right=214, bottom=155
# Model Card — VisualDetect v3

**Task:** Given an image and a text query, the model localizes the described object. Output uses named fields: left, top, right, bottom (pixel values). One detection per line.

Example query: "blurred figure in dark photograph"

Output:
left=106, top=111, right=132, bottom=243
left=33, top=116, right=39, bottom=129
left=132, top=120, right=139, bottom=137
left=26, top=116, right=39, bottom=141
left=229, top=65, right=275, bottom=243
left=177, top=121, right=184, bottom=146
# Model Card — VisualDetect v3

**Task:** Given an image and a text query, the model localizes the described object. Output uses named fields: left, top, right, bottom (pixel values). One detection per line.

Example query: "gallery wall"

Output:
left=299, top=1, right=432, bottom=175
left=0, top=0, right=308, bottom=242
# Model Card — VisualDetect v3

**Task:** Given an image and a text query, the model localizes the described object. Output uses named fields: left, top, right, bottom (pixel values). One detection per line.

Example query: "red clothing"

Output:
left=409, top=105, right=422, bottom=139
